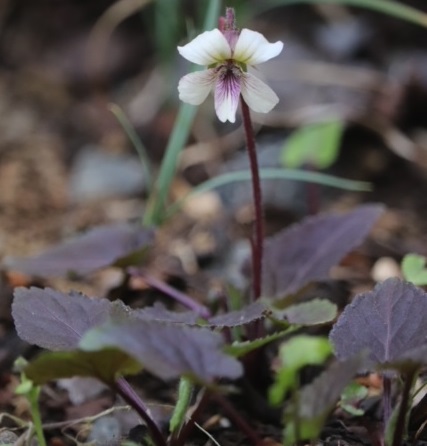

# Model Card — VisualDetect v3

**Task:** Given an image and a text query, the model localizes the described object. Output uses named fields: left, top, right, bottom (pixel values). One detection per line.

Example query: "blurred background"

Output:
left=0, top=0, right=426, bottom=258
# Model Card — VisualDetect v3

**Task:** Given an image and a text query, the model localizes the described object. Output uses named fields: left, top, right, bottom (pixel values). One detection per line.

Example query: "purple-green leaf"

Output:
left=4, top=223, right=154, bottom=277
left=25, top=349, right=142, bottom=385
left=262, top=204, right=384, bottom=298
left=80, top=319, right=243, bottom=382
left=224, top=328, right=296, bottom=358
left=205, top=301, right=269, bottom=327
left=273, top=299, right=337, bottom=325
left=12, top=287, right=111, bottom=350
left=330, top=278, right=427, bottom=366
left=134, top=301, right=268, bottom=328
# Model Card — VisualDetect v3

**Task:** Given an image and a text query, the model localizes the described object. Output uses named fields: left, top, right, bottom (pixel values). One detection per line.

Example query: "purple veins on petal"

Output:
left=214, top=66, right=242, bottom=123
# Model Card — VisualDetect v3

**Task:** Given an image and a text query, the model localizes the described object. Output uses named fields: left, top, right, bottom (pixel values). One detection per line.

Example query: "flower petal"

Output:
left=178, top=70, right=216, bottom=105
left=240, top=72, right=279, bottom=114
left=233, top=29, right=283, bottom=65
left=178, top=29, right=231, bottom=66
left=214, top=69, right=241, bottom=123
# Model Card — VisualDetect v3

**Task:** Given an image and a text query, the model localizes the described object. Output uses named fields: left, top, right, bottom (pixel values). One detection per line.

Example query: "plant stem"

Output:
left=391, top=369, right=417, bottom=446
left=129, top=268, right=211, bottom=319
left=383, top=374, right=393, bottom=428
left=240, top=97, right=264, bottom=300
left=175, top=388, right=211, bottom=446
left=114, top=377, right=167, bottom=446
left=170, top=377, right=194, bottom=434
left=210, top=392, right=263, bottom=446
left=306, top=163, right=320, bottom=215
left=29, top=387, right=47, bottom=446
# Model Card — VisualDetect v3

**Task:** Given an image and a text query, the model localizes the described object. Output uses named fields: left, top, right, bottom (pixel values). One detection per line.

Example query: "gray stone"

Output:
left=70, top=146, right=145, bottom=202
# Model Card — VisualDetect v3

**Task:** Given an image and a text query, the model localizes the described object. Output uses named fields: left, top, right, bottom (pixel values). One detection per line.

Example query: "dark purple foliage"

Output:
left=80, top=319, right=243, bottom=382
left=134, top=303, right=201, bottom=325
left=204, top=301, right=269, bottom=327
left=12, top=287, right=111, bottom=350
left=134, top=301, right=268, bottom=328
left=262, top=204, right=384, bottom=298
left=330, top=278, right=427, bottom=366
left=4, top=223, right=154, bottom=277
left=12, top=287, right=243, bottom=382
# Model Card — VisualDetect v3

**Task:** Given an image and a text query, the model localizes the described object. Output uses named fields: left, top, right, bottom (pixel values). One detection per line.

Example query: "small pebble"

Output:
left=0, top=430, right=19, bottom=445
left=70, top=146, right=145, bottom=202
left=87, top=416, right=121, bottom=445
left=371, top=257, right=401, bottom=282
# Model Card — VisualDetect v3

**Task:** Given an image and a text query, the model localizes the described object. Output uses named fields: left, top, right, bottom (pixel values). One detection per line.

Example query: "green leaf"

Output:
left=281, top=120, right=344, bottom=169
left=15, top=380, right=33, bottom=395
left=283, top=354, right=364, bottom=445
left=339, top=382, right=368, bottom=416
left=401, top=254, right=427, bottom=286
left=25, top=349, right=142, bottom=385
left=269, top=336, right=332, bottom=406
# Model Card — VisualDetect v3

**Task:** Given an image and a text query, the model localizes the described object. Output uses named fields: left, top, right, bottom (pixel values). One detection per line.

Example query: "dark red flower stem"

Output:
left=240, top=96, right=264, bottom=300
left=114, top=377, right=167, bottom=446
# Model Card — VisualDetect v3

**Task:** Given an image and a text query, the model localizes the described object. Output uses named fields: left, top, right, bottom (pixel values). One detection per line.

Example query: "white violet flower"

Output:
left=177, top=24, right=283, bottom=123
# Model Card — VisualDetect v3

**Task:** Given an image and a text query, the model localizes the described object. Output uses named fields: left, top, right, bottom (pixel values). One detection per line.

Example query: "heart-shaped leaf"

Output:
left=80, top=319, right=242, bottom=382
left=263, top=204, right=384, bottom=298
left=4, top=223, right=154, bottom=278
left=330, top=278, right=427, bottom=367
left=401, top=254, right=427, bottom=286
left=25, top=349, right=142, bottom=385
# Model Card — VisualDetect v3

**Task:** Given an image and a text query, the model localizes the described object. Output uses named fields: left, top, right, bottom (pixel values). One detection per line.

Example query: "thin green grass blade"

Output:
left=257, top=0, right=427, bottom=28
left=165, top=168, right=371, bottom=218
left=144, top=0, right=221, bottom=227
left=108, top=103, right=152, bottom=194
